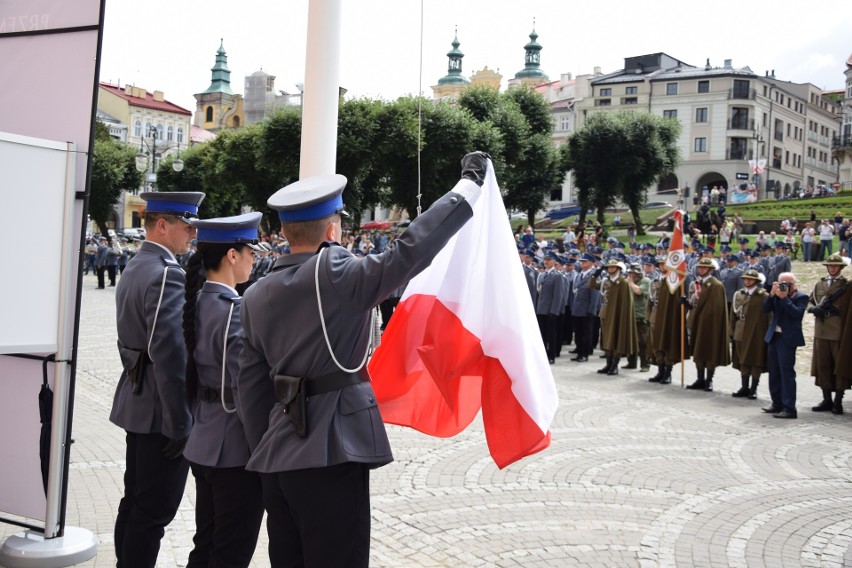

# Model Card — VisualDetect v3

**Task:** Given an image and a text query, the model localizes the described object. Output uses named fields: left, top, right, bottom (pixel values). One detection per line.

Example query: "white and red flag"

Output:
left=368, top=163, right=557, bottom=469
left=664, top=209, right=687, bottom=293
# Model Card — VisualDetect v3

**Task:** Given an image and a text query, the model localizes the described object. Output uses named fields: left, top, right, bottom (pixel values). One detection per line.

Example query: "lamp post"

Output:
left=135, top=125, right=184, bottom=191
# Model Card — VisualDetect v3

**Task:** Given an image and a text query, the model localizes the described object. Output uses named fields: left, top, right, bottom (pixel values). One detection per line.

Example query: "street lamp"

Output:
left=135, top=125, right=184, bottom=190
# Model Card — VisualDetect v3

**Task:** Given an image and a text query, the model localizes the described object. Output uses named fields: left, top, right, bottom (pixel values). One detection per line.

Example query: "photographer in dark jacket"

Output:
left=762, top=273, right=808, bottom=419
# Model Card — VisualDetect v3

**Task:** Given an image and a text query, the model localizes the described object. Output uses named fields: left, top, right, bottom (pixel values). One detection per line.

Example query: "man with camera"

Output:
left=808, top=254, right=851, bottom=414
left=762, top=273, right=808, bottom=419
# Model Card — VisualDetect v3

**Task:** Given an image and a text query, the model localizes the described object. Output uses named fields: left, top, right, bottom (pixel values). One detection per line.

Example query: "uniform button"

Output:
left=450, top=196, right=458, bottom=204
left=368, top=396, right=374, bottom=403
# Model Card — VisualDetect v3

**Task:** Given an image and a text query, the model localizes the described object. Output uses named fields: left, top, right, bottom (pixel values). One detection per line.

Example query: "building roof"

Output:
left=100, top=83, right=192, bottom=116
left=651, top=64, right=756, bottom=82
left=190, top=124, right=217, bottom=144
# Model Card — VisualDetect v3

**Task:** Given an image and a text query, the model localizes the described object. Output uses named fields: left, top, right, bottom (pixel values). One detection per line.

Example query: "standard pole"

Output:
left=300, top=0, right=342, bottom=178
left=680, top=278, right=685, bottom=388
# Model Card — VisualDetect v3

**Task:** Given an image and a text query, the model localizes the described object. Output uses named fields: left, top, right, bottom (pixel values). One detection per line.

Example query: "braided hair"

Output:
left=183, top=243, right=248, bottom=404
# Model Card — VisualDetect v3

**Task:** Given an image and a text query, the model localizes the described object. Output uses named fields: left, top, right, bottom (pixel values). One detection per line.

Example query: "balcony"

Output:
left=726, top=149, right=752, bottom=160
left=620, top=97, right=639, bottom=105
left=729, top=88, right=756, bottom=100
left=727, top=118, right=755, bottom=131
left=832, top=135, right=852, bottom=149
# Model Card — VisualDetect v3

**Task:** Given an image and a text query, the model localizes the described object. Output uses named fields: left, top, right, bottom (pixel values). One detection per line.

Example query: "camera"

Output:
left=778, top=282, right=789, bottom=292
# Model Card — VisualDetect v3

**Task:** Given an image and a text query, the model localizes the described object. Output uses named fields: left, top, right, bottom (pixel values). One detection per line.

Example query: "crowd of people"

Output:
left=518, top=224, right=852, bottom=421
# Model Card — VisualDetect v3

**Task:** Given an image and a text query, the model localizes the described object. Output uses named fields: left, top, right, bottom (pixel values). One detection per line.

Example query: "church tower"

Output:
left=431, top=30, right=471, bottom=100
left=194, top=39, right=245, bottom=131
left=509, top=23, right=549, bottom=88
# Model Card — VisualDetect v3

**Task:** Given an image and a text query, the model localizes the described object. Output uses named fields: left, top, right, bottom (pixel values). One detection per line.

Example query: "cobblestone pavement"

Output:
left=3, top=271, right=852, bottom=567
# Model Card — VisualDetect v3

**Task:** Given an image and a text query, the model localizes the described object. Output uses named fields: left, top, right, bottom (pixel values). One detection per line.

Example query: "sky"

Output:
left=98, top=0, right=852, bottom=114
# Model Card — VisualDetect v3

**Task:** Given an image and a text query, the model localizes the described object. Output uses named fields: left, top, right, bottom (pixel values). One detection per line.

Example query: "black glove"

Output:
left=162, top=437, right=188, bottom=460
left=460, top=151, right=491, bottom=187
left=594, top=267, right=604, bottom=278
left=808, top=306, right=827, bottom=318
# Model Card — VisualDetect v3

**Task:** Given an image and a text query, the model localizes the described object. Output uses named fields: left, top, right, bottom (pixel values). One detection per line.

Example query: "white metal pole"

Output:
left=299, top=0, right=342, bottom=178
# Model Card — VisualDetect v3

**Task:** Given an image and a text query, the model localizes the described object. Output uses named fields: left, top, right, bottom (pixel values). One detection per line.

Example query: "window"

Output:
left=623, top=97, right=638, bottom=105
left=206, top=106, right=213, bottom=122
left=156, top=124, right=163, bottom=140
left=560, top=115, right=570, bottom=130
left=694, top=137, right=707, bottom=152
left=663, top=110, right=677, bottom=119
left=599, top=88, right=612, bottom=96
left=666, top=83, right=678, bottom=95
left=177, top=127, right=184, bottom=144
left=134, top=120, right=142, bottom=137
left=729, top=138, right=747, bottom=160
left=732, top=79, right=750, bottom=99
left=596, top=99, right=611, bottom=106
left=145, top=122, right=152, bottom=137
left=730, top=107, right=750, bottom=130
left=626, top=86, right=638, bottom=95
left=167, top=125, right=174, bottom=142
left=697, top=80, right=709, bottom=93
left=695, top=108, right=708, bottom=123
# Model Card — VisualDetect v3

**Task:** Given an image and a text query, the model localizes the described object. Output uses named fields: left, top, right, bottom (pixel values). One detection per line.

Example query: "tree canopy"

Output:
left=89, top=123, right=142, bottom=239
left=561, top=111, right=680, bottom=233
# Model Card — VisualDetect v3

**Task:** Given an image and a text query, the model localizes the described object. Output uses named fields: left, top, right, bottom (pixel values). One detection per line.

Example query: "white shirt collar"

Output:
left=146, top=240, right=177, bottom=262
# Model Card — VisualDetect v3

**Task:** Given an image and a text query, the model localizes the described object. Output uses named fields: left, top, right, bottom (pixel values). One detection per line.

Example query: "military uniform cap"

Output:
left=641, top=254, right=656, bottom=265
left=742, top=269, right=761, bottom=280
left=628, top=263, right=643, bottom=274
left=748, top=250, right=760, bottom=258
left=738, top=237, right=749, bottom=245
left=192, top=212, right=263, bottom=251
left=580, top=253, right=596, bottom=263
left=268, top=174, right=349, bottom=223
left=141, top=191, right=205, bottom=221
left=726, top=255, right=739, bottom=263
left=605, top=258, right=624, bottom=269
left=607, top=236, right=617, bottom=243
left=566, top=258, right=577, bottom=265
left=823, top=253, right=847, bottom=267
left=569, top=248, right=580, bottom=255
left=655, top=255, right=667, bottom=264
left=545, top=252, right=559, bottom=261
left=774, top=241, right=786, bottom=248
left=697, top=257, right=716, bottom=268
left=615, top=242, right=625, bottom=249
left=721, top=245, right=732, bottom=253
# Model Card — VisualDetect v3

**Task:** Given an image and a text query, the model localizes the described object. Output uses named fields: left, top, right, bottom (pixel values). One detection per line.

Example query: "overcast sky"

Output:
left=99, top=0, right=851, bottom=114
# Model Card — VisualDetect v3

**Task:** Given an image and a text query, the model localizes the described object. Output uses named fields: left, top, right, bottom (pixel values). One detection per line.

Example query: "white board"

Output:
left=0, top=132, right=71, bottom=354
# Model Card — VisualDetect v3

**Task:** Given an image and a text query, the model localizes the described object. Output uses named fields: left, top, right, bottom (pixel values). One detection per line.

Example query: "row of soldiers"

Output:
left=521, top=243, right=852, bottom=413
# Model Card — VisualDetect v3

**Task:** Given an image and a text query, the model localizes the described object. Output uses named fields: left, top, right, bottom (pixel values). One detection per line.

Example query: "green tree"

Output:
left=89, top=135, right=142, bottom=238
left=336, top=97, right=385, bottom=223
left=562, top=111, right=680, bottom=234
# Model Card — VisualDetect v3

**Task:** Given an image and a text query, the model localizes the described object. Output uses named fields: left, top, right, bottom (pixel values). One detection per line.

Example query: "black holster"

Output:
left=117, top=341, right=149, bottom=395
left=274, top=375, right=307, bottom=438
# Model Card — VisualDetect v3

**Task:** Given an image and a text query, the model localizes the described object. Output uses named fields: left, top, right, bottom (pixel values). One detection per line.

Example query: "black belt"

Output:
left=304, top=368, right=370, bottom=397
left=200, top=387, right=233, bottom=404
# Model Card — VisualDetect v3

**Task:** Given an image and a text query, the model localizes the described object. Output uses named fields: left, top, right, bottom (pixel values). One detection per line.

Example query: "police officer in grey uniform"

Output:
left=110, top=191, right=205, bottom=568
left=237, top=152, right=490, bottom=567
left=182, top=213, right=265, bottom=568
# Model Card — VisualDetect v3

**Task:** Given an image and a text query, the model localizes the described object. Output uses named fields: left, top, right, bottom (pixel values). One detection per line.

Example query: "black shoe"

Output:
left=607, top=359, right=620, bottom=376
left=568, top=349, right=579, bottom=354
left=548, top=358, right=555, bottom=365
left=703, top=380, right=713, bottom=392
left=773, top=410, right=797, bottom=419
left=571, top=356, right=588, bottom=362
left=762, top=405, right=782, bottom=414
left=732, top=387, right=750, bottom=398
left=659, top=372, right=672, bottom=384
left=686, top=379, right=706, bottom=390
left=832, top=403, right=844, bottom=415
left=812, top=400, right=834, bottom=412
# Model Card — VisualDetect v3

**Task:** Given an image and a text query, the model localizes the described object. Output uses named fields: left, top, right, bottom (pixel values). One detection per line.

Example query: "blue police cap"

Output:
left=748, top=250, right=760, bottom=258
left=738, top=237, right=749, bottom=245
left=580, top=253, right=596, bottom=263
left=615, top=242, right=625, bottom=249
left=268, top=174, right=349, bottom=223
left=566, top=258, right=577, bottom=265
left=641, top=254, right=656, bottom=265
left=192, top=212, right=263, bottom=250
left=141, top=191, right=205, bottom=221
left=761, top=244, right=772, bottom=251
left=720, top=245, right=732, bottom=253
left=545, top=252, right=559, bottom=261
left=726, top=255, right=739, bottom=263
left=569, top=249, right=580, bottom=255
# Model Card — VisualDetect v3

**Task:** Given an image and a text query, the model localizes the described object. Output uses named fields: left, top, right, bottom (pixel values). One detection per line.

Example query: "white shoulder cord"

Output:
left=147, top=265, right=171, bottom=355
left=315, top=248, right=371, bottom=373
left=220, top=301, right=237, bottom=414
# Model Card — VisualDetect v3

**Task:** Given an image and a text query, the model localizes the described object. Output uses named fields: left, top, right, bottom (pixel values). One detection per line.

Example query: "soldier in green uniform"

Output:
left=649, top=256, right=685, bottom=385
left=808, top=254, right=852, bottom=414
left=730, top=269, right=771, bottom=399
left=685, top=257, right=731, bottom=392
left=624, top=263, right=650, bottom=372
left=595, top=259, right=638, bottom=375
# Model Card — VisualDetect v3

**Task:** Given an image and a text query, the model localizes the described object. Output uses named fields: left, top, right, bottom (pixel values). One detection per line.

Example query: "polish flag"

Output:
left=368, top=163, right=558, bottom=469
left=664, top=209, right=687, bottom=293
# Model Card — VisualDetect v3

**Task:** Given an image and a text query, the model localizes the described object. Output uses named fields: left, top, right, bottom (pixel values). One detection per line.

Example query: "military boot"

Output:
left=686, top=367, right=706, bottom=390
left=659, top=365, right=672, bottom=384
left=704, top=368, right=715, bottom=392
left=648, top=365, right=664, bottom=383
left=639, top=353, right=650, bottom=372
left=812, top=389, right=833, bottom=412
left=607, top=357, right=621, bottom=376
left=597, top=357, right=612, bottom=374
left=748, top=376, right=760, bottom=400
left=622, top=355, right=637, bottom=370
left=833, top=391, right=845, bottom=415
left=732, top=375, right=750, bottom=397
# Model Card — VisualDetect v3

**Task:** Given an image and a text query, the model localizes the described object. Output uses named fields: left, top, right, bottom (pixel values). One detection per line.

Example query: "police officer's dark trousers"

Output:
left=262, top=462, right=370, bottom=568
left=186, top=463, right=264, bottom=568
left=115, top=432, right=190, bottom=568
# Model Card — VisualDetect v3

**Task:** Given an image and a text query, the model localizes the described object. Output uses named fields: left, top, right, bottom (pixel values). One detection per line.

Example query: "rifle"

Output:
left=808, top=281, right=850, bottom=319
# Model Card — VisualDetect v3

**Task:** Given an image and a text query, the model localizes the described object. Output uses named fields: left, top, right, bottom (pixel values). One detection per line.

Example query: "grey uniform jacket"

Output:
left=571, top=270, right=598, bottom=317
left=720, top=265, right=744, bottom=303
left=535, top=270, right=562, bottom=316
left=110, top=241, right=192, bottom=440
left=238, top=189, right=474, bottom=473
left=183, top=282, right=252, bottom=468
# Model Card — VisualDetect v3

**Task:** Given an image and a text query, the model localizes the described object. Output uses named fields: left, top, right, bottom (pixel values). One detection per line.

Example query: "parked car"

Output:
left=360, top=220, right=392, bottom=231
left=544, top=202, right=586, bottom=220
left=644, top=201, right=674, bottom=209
left=121, top=228, right=146, bottom=239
